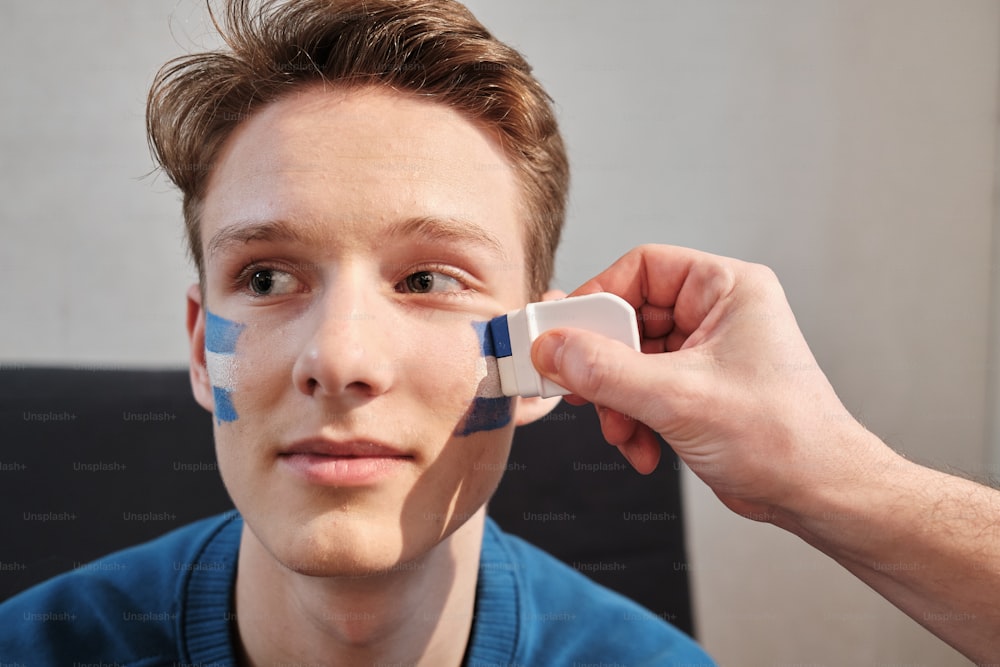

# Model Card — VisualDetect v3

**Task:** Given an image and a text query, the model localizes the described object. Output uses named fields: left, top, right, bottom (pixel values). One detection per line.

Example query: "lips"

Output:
left=281, top=439, right=410, bottom=458
left=278, top=438, right=414, bottom=486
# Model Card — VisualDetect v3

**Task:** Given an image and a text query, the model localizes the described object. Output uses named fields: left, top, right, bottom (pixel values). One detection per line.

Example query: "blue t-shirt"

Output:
left=0, top=513, right=714, bottom=666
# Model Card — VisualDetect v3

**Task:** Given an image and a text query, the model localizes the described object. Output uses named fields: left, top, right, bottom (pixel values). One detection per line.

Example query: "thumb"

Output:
left=531, top=328, right=667, bottom=427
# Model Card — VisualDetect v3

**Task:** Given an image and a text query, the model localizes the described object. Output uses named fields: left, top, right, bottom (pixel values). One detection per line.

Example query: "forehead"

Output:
left=200, top=84, right=526, bottom=265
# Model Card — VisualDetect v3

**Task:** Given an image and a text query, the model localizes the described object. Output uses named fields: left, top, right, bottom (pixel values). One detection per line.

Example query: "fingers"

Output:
left=542, top=245, right=842, bottom=507
left=595, top=406, right=663, bottom=474
left=616, top=428, right=662, bottom=474
left=636, top=303, right=674, bottom=340
left=596, top=405, right=637, bottom=445
left=569, top=246, right=739, bottom=338
left=531, top=327, right=671, bottom=434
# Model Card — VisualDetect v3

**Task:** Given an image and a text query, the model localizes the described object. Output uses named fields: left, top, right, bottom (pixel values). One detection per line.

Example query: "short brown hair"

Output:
left=147, top=0, right=568, bottom=298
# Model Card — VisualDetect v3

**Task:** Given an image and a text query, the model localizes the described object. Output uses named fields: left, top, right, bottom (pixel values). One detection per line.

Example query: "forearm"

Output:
left=776, top=427, right=1000, bottom=664
left=536, top=245, right=1000, bottom=660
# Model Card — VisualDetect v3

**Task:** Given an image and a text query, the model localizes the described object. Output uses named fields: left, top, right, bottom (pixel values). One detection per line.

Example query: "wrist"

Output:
left=769, top=422, right=911, bottom=558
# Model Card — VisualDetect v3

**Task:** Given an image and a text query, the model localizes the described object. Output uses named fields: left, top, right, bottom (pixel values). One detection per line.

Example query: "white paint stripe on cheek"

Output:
left=206, top=350, right=238, bottom=391
left=476, top=356, right=503, bottom=397
left=470, top=321, right=504, bottom=398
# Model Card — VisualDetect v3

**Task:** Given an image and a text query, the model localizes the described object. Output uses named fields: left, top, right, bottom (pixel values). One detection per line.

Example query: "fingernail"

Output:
left=533, top=332, right=566, bottom=375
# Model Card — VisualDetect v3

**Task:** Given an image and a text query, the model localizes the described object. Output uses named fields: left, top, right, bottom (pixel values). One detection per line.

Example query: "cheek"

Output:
left=205, top=313, right=295, bottom=433
left=204, top=311, right=247, bottom=424
left=453, top=320, right=512, bottom=437
left=403, top=318, right=505, bottom=435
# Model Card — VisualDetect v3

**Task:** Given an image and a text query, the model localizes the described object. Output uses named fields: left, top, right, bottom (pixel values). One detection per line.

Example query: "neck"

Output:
left=234, top=509, right=485, bottom=667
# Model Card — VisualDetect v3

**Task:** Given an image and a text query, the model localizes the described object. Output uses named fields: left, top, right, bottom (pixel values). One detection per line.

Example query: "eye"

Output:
left=247, top=268, right=299, bottom=296
left=397, top=270, right=465, bottom=294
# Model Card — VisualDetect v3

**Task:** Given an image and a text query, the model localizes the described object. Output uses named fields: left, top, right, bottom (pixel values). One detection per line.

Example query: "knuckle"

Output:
left=693, top=261, right=739, bottom=303
left=576, top=340, right=619, bottom=399
left=747, top=262, right=779, bottom=284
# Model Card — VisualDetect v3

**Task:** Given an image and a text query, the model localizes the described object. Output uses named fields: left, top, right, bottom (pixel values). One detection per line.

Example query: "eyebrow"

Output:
left=207, top=218, right=320, bottom=258
left=207, top=215, right=510, bottom=261
left=383, top=216, right=509, bottom=261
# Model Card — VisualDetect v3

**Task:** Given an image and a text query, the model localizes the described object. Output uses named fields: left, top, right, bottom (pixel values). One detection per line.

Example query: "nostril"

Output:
left=346, top=380, right=371, bottom=393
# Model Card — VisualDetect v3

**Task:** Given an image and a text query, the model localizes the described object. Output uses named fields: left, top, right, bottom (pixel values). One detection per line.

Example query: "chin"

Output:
left=261, top=510, right=423, bottom=578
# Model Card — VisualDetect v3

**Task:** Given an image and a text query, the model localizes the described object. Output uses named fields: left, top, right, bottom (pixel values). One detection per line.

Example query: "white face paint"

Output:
left=453, top=320, right=512, bottom=437
left=204, top=310, right=245, bottom=423
left=206, top=350, right=239, bottom=391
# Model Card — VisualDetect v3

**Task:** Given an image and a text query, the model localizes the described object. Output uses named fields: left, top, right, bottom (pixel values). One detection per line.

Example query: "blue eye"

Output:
left=399, top=270, right=465, bottom=294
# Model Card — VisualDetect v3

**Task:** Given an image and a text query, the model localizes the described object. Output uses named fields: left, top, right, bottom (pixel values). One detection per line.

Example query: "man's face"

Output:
left=187, top=85, right=544, bottom=576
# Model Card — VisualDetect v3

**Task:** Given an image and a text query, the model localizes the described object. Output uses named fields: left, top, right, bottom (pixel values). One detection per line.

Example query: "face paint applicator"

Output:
left=487, top=293, right=641, bottom=399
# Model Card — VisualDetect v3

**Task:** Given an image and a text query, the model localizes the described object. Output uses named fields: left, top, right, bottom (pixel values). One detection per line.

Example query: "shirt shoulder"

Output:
left=0, top=512, right=240, bottom=667
left=475, top=518, right=716, bottom=667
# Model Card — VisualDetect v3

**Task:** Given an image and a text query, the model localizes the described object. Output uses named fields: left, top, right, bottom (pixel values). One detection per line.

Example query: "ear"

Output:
left=186, top=284, right=215, bottom=415
left=512, top=288, right=566, bottom=426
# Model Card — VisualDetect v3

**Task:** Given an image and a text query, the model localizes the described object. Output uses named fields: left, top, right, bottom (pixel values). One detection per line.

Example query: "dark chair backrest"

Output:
left=0, top=367, right=693, bottom=636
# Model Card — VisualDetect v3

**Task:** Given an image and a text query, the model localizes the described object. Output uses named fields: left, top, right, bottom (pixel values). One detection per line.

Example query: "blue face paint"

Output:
left=212, top=386, right=239, bottom=424
left=456, top=396, right=513, bottom=436
left=204, top=311, right=246, bottom=424
left=471, top=320, right=496, bottom=357
left=454, top=320, right=512, bottom=436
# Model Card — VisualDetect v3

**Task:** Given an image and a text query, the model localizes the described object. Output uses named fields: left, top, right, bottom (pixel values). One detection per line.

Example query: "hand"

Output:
left=531, top=244, right=888, bottom=520
left=532, top=244, right=1000, bottom=663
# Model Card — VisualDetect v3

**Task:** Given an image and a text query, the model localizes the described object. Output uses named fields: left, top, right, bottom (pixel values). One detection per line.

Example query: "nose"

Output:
left=291, top=269, right=395, bottom=403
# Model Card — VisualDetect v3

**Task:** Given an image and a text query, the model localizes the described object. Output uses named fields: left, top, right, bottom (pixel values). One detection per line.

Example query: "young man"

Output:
left=0, top=1, right=713, bottom=665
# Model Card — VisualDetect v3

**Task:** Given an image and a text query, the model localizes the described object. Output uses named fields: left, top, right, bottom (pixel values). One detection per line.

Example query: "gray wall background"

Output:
left=2, top=1, right=997, bottom=664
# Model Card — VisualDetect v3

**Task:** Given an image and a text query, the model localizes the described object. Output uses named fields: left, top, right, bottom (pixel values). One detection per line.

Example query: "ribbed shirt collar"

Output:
left=178, top=515, right=519, bottom=666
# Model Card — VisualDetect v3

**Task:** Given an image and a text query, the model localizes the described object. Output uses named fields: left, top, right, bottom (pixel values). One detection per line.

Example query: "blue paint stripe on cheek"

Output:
left=472, top=320, right=496, bottom=357
left=205, top=311, right=245, bottom=354
left=456, top=396, right=512, bottom=436
left=455, top=320, right=510, bottom=436
left=213, top=387, right=239, bottom=423
left=205, top=310, right=245, bottom=423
